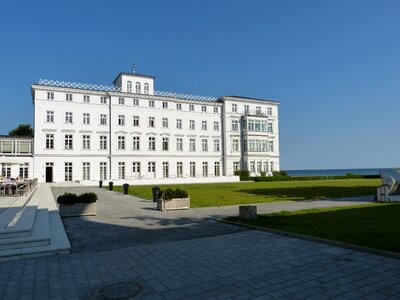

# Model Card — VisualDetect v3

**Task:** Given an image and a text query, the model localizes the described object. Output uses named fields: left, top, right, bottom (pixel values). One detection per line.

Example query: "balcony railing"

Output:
left=244, top=110, right=272, bottom=118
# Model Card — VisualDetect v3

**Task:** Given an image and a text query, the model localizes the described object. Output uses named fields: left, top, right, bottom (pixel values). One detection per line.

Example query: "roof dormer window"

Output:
left=127, top=81, right=132, bottom=93
left=136, top=82, right=141, bottom=94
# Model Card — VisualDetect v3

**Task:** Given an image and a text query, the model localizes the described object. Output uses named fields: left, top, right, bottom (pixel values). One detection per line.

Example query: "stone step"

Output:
left=0, top=212, right=70, bottom=261
left=0, top=208, right=50, bottom=250
left=0, top=188, right=37, bottom=239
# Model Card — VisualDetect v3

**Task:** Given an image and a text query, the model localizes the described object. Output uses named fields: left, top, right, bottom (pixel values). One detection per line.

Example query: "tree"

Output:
left=8, top=124, right=34, bottom=136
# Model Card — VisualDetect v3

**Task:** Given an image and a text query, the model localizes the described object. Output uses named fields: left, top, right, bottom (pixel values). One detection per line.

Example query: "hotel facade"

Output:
left=30, top=72, right=280, bottom=183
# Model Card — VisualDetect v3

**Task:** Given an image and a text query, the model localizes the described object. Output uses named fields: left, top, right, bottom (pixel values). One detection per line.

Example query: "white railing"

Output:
left=154, top=90, right=217, bottom=102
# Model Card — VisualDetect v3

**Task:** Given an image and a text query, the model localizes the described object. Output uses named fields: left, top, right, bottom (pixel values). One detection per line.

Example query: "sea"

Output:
left=286, top=168, right=394, bottom=177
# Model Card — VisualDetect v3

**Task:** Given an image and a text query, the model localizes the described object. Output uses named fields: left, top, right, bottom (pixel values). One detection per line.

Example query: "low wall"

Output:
left=79, top=176, right=240, bottom=186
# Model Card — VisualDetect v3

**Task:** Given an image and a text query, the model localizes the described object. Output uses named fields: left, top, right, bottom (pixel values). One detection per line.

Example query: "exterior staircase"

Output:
left=0, top=183, right=71, bottom=261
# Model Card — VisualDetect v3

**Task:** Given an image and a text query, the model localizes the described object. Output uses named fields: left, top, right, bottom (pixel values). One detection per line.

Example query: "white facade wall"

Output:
left=32, top=72, right=280, bottom=183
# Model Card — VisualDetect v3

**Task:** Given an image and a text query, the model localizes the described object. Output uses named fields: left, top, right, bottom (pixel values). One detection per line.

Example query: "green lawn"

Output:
left=226, top=203, right=400, bottom=253
left=114, top=178, right=380, bottom=208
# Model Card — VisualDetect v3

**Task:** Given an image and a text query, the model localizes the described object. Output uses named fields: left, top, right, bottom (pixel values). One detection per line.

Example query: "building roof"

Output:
left=113, top=72, right=156, bottom=84
left=222, top=95, right=281, bottom=104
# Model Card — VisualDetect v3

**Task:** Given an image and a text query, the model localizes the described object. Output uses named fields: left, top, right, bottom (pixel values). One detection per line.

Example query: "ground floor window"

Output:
left=202, top=162, right=208, bottom=177
left=148, top=162, right=156, bottom=178
left=19, top=163, right=29, bottom=179
left=118, top=162, right=125, bottom=179
left=163, top=162, right=169, bottom=178
left=214, top=162, right=220, bottom=176
left=65, top=162, right=72, bottom=181
left=1, top=164, right=11, bottom=177
left=177, top=162, right=183, bottom=178
left=233, top=161, right=239, bottom=172
left=257, top=161, right=261, bottom=173
left=270, top=161, right=274, bottom=173
left=82, top=162, right=90, bottom=180
left=250, top=161, right=255, bottom=173
left=132, top=162, right=140, bottom=177
left=100, top=162, right=107, bottom=180
left=263, top=161, right=269, bottom=173
left=190, top=162, right=196, bottom=177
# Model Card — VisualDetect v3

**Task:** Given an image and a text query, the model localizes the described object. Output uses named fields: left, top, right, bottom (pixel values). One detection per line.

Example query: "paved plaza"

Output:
left=1, top=186, right=399, bottom=299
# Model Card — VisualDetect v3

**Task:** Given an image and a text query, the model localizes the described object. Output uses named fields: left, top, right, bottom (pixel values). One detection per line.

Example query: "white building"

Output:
left=0, top=135, right=33, bottom=178
left=31, top=72, right=280, bottom=183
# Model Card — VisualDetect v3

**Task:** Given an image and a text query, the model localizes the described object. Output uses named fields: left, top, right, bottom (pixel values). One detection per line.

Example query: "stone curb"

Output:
left=217, top=218, right=400, bottom=261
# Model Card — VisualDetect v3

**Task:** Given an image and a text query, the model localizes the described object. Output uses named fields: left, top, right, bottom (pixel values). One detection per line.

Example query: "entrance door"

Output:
left=45, top=167, right=53, bottom=182
left=148, top=162, right=155, bottom=178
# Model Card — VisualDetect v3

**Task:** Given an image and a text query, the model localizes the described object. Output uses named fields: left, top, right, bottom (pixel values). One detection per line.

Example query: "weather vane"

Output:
left=131, top=59, right=136, bottom=74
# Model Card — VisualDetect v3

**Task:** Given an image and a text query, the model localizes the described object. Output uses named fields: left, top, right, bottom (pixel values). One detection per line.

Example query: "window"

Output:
left=244, top=105, right=249, bottom=114
left=83, top=113, right=90, bottom=125
left=214, top=121, right=219, bottom=131
left=45, top=134, right=54, bottom=149
left=233, top=161, right=240, bottom=172
left=19, top=163, right=29, bottom=179
left=190, top=162, right=196, bottom=177
left=162, top=137, right=169, bottom=151
left=162, top=118, right=168, bottom=128
left=263, top=161, right=269, bottom=173
left=201, top=121, right=207, bottom=130
left=148, top=137, right=155, bottom=151
left=133, top=116, right=139, bottom=127
left=248, top=120, right=254, bottom=131
left=100, top=114, right=107, bottom=125
left=162, top=101, right=168, bottom=109
left=65, top=112, right=73, bottom=124
left=127, top=81, right=132, bottom=93
left=177, top=162, right=183, bottom=178
left=176, top=103, right=182, bottom=110
left=83, top=95, right=90, bottom=103
left=148, top=162, right=156, bottom=174
left=202, top=139, right=208, bottom=152
left=189, top=120, right=195, bottom=130
left=132, top=136, right=140, bottom=150
left=118, top=162, right=125, bottom=179
left=64, top=135, right=73, bottom=150
left=100, top=135, right=107, bottom=150
left=189, top=139, right=196, bottom=152
left=149, top=100, right=155, bottom=107
left=82, top=162, right=90, bottom=180
left=176, top=119, right=182, bottom=129
left=213, top=107, right=218, bottom=113
left=47, top=92, right=54, bottom=100
left=255, top=120, right=261, bottom=132
left=201, top=105, right=207, bottom=112
left=267, top=107, right=272, bottom=116
left=214, top=139, right=220, bottom=152
left=65, top=162, right=72, bottom=181
left=231, top=120, right=239, bottom=131
left=118, top=115, right=125, bottom=126
left=214, top=162, right=220, bottom=176
left=82, top=135, right=90, bottom=150
left=232, top=139, right=239, bottom=151
left=100, top=162, right=107, bottom=180
left=46, top=111, right=54, bottom=123
left=66, top=94, right=72, bottom=101
left=202, top=162, right=208, bottom=177
left=270, top=161, right=274, bottom=172
left=256, top=106, right=261, bottom=115
left=132, top=162, right=140, bottom=176
left=133, top=98, right=139, bottom=106
left=257, top=161, right=262, bottom=173
left=268, top=123, right=273, bottom=133
left=144, top=83, right=149, bottom=94
left=250, top=161, right=255, bottom=173
left=232, top=104, right=237, bottom=112
left=135, top=82, right=141, bottom=94
left=118, top=136, right=125, bottom=150
left=189, top=104, right=194, bottom=111
left=100, top=96, right=107, bottom=104
left=176, top=138, right=183, bottom=151
left=118, top=97, right=125, bottom=105
left=163, top=162, right=169, bottom=178
left=268, top=141, right=274, bottom=152
left=148, top=117, right=155, bottom=127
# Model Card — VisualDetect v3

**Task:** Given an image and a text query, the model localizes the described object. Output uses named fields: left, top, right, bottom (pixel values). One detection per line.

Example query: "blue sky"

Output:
left=1, top=0, right=399, bottom=170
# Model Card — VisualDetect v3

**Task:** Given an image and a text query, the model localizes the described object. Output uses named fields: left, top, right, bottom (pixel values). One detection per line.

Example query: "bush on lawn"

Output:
left=234, top=170, right=251, bottom=181
left=272, top=170, right=288, bottom=177
left=158, top=188, right=189, bottom=200
left=57, top=192, right=98, bottom=204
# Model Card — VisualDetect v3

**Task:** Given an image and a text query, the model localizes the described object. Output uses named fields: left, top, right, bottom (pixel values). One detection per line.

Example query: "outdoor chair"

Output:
left=377, top=169, right=400, bottom=202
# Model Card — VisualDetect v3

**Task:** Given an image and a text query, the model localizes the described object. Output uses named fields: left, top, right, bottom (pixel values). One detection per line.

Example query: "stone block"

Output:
left=58, top=203, right=97, bottom=217
left=239, top=205, right=257, bottom=220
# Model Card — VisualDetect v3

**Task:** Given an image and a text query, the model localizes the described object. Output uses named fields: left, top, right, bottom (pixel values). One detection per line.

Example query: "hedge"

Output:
left=253, top=174, right=380, bottom=182
left=158, top=188, right=189, bottom=200
left=57, top=192, right=98, bottom=204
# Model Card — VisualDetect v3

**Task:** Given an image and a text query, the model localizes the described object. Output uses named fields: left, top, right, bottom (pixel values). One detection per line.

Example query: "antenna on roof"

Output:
left=131, top=59, right=136, bottom=74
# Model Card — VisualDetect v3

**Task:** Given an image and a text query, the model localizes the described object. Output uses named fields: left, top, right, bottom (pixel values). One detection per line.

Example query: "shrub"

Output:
left=272, top=170, right=288, bottom=177
left=234, top=170, right=251, bottom=181
left=260, top=171, right=267, bottom=177
left=57, top=192, right=97, bottom=204
left=158, top=188, right=189, bottom=200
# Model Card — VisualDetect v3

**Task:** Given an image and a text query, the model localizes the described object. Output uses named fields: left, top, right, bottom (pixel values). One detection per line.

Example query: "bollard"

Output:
left=123, top=183, right=129, bottom=195
left=109, top=181, right=114, bottom=191
left=99, top=180, right=103, bottom=188
left=152, top=186, right=160, bottom=202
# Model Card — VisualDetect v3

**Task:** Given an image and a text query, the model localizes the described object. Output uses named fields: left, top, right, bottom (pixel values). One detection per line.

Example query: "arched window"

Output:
left=135, top=82, right=141, bottom=94
left=127, top=81, right=132, bottom=93
left=144, top=83, right=149, bottom=94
